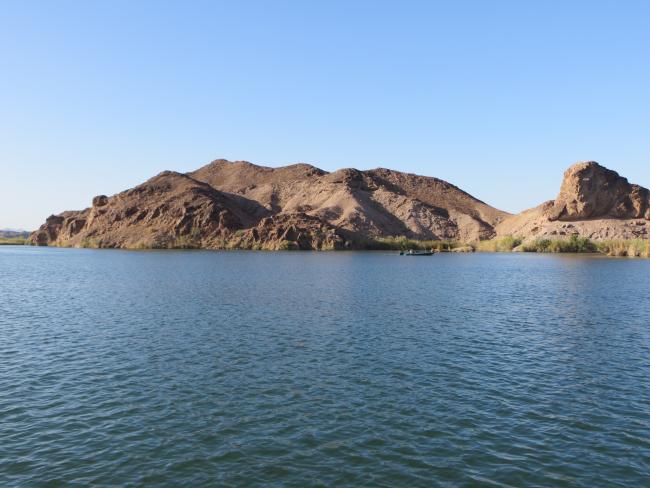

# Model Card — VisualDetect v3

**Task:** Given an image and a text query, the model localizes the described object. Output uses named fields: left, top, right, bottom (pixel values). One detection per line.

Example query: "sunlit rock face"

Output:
left=547, top=161, right=650, bottom=221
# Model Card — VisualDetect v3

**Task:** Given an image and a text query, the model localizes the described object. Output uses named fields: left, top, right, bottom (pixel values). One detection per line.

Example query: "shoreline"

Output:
left=0, top=238, right=27, bottom=246
left=16, top=235, right=650, bottom=258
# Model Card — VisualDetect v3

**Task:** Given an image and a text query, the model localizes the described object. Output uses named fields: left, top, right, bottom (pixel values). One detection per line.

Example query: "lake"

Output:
left=1, top=246, right=649, bottom=486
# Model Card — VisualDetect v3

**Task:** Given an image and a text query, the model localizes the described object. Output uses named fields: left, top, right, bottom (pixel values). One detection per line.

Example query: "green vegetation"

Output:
left=171, top=234, right=201, bottom=249
left=474, top=235, right=598, bottom=254
left=477, top=235, right=650, bottom=257
left=596, top=239, right=650, bottom=258
left=79, top=237, right=102, bottom=249
left=474, top=236, right=522, bottom=252
left=0, top=237, right=27, bottom=245
left=21, top=231, right=650, bottom=257
left=275, top=240, right=293, bottom=251
left=371, top=234, right=649, bottom=258
left=361, top=235, right=650, bottom=257
left=520, top=235, right=597, bottom=253
left=363, top=236, right=458, bottom=251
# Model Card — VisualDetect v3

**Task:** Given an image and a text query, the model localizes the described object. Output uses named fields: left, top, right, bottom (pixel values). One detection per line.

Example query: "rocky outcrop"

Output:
left=229, top=213, right=346, bottom=250
left=546, top=161, right=650, bottom=221
left=92, top=195, right=109, bottom=207
left=496, top=161, right=650, bottom=241
left=30, top=171, right=263, bottom=249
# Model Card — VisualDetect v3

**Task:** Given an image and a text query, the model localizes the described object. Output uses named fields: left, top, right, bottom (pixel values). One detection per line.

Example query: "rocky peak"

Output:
left=92, top=195, right=108, bottom=207
left=547, top=161, right=650, bottom=221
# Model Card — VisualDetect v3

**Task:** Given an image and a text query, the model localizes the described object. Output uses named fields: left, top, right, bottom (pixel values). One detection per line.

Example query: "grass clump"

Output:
left=474, top=236, right=522, bottom=252
left=79, top=237, right=102, bottom=249
left=0, top=237, right=27, bottom=245
left=596, top=239, right=650, bottom=257
left=172, top=234, right=200, bottom=249
left=364, top=236, right=457, bottom=251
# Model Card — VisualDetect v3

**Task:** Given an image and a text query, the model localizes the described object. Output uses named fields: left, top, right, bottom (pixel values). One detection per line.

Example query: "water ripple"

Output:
left=1, top=247, right=650, bottom=486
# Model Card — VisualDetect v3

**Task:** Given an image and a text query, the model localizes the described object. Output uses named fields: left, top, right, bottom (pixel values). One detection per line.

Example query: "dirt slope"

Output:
left=190, top=159, right=508, bottom=242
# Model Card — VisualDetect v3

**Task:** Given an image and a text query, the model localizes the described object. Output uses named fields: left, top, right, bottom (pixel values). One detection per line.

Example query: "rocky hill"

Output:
left=496, top=161, right=650, bottom=241
left=30, top=159, right=508, bottom=249
left=29, top=159, right=649, bottom=249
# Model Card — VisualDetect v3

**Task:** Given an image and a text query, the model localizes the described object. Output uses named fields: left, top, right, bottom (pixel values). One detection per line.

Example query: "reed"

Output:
left=363, top=236, right=457, bottom=251
left=474, top=236, right=522, bottom=252
left=519, top=235, right=597, bottom=253
left=0, top=237, right=27, bottom=245
left=596, top=239, right=650, bottom=257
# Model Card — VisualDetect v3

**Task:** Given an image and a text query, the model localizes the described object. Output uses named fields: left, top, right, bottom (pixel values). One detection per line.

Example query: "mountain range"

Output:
left=29, top=159, right=649, bottom=249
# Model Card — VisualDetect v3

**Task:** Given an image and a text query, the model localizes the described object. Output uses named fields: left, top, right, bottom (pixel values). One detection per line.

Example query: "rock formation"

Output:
left=496, top=161, right=650, bottom=241
left=30, top=171, right=263, bottom=249
left=29, top=159, right=507, bottom=249
left=29, top=158, right=650, bottom=249
left=547, top=161, right=650, bottom=221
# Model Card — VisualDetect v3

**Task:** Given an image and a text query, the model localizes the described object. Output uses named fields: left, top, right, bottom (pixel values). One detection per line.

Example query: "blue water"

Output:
left=1, top=246, right=650, bottom=487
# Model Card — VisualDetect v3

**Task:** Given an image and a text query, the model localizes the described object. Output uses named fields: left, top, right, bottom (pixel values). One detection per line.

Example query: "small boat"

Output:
left=400, top=249, right=435, bottom=256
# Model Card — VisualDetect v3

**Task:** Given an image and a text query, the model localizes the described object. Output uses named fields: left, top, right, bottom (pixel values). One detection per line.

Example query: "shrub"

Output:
left=521, top=235, right=596, bottom=253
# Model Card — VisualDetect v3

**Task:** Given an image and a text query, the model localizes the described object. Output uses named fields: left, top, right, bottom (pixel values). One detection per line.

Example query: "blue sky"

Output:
left=2, top=1, right=649, bottom=229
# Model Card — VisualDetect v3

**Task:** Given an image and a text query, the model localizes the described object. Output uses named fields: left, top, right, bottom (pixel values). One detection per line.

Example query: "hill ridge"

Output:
left=29, top=159, right=649, bottom=249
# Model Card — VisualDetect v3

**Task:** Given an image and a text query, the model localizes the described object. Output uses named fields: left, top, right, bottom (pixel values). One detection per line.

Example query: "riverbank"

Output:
left=473, top=236, right=650, bottom=258
left=0, top=237, right=27, bottom=245
left=21, top=234, right=650, bottom=257
left=356, top=235, right=649, bottom=257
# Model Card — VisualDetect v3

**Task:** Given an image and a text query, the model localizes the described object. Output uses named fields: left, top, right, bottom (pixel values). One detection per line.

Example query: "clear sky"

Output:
left=2, top=1, right=649, bottom=230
